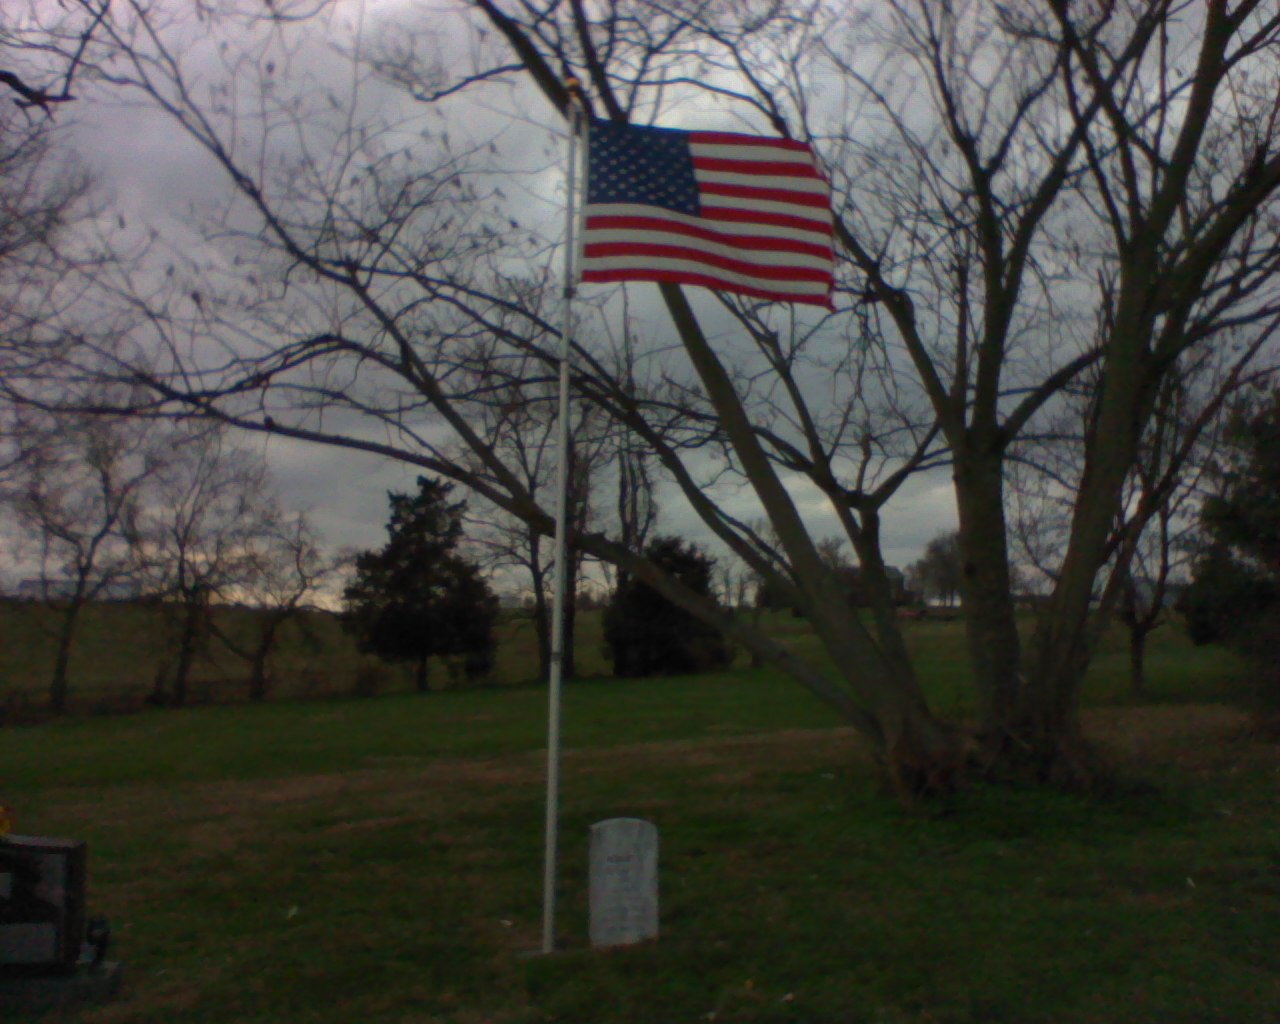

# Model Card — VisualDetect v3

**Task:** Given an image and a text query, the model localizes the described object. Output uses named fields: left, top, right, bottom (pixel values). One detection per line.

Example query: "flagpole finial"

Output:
left=564, top=77, right=582, bottom=102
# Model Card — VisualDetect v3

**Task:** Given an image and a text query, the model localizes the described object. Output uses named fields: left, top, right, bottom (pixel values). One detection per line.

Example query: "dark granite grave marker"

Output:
left=0, top=835, right=120, bottom=1010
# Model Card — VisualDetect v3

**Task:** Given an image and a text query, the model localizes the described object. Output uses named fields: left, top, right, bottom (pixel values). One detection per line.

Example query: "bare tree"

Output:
left=557, top=0, right=1280, bottom=778
left=1011, top=340, right=1276, bottom=696
left=139, top=426, right=278, bottom=707
left=464, top=360, right=609, bottom=682
left=207, top=510, right=337, bottom=701
left=0, top=405, right=162, bottom=713
left=1, top=1, right=109, bottom=112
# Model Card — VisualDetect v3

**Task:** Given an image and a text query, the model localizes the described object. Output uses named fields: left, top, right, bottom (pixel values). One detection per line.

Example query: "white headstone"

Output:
left=588, top=817, right=658, bottom=948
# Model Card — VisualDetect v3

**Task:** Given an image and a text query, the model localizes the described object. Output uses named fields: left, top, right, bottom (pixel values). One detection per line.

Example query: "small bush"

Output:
left=1180, top=545, right=1277, bottom=646
left=604, top=537, right=731, bottom=678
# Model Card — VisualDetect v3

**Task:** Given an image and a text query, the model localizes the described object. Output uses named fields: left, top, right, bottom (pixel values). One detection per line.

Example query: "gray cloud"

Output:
left=41, top=1, right=957, bottom=582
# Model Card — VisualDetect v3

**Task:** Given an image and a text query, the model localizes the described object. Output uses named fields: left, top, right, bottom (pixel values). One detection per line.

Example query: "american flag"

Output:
left=580, top=119, right=835, bottom=307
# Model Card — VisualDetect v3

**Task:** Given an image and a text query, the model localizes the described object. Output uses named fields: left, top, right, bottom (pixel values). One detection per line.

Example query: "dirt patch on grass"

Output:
left=569, top=705, right=1253, bottom=781
left=52, top=705, right=1253, bottom=825
left=1084, top=704, right=1255, bottom=774
left=1084, top=703, right=1247, bottom=749
left=570, top=727, right=864, bottom=777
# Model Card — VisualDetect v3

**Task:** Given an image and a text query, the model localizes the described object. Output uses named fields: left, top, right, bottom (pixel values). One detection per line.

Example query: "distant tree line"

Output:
left=342, top=481, right=736, bottom=686
left=0, top=411, right=338, bottom=714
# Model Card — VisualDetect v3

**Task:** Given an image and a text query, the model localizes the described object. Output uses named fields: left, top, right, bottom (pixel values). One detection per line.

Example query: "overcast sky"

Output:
left=25, top=0, right=960, bottom=589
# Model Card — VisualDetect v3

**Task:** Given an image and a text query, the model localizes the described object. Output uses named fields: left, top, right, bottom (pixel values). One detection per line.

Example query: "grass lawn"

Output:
left=2, top=641, right=1278, bottom=1023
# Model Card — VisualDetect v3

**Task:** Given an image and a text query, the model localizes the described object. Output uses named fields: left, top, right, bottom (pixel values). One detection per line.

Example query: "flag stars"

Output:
left=587, top=120, right=699, bottom=214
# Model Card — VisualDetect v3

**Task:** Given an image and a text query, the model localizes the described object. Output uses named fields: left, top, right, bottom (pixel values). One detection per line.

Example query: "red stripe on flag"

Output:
left=583, top=242, right=833, bottom=283
left=698, top=181, right=832, bottom=209
left=584, top=215, right=834, bottom=260
left=691, top=156, right=823, bottom=179
left=688, top=131, right=814, bottom=153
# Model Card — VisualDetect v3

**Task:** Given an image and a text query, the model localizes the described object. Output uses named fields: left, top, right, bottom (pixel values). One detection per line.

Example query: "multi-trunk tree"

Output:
left=463, top=0, right=1280, bottom=785
left=463, top=358, right=632, bottom=684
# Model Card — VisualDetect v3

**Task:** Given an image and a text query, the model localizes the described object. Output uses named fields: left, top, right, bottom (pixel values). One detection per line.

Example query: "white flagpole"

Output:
left=542, top=79, right=583, bottom=956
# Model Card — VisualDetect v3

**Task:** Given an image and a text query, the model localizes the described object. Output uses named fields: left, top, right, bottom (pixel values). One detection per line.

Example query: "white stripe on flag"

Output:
left=585, top=204, right=831, bottom=240
left=583, top=229, right=833, bottom=270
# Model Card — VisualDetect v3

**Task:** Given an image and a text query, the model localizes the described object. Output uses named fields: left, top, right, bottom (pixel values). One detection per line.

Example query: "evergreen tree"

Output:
left=605, top=537, right=731, bottom=678
left=1202, top=396, right=1280, bottom=575
left=1183, top=395, right=1280, bottom=717
left=342, top=478, right=497, bottom=691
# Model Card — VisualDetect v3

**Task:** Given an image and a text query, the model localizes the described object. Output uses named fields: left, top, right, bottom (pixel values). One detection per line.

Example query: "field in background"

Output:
left=0, top=598, right=1249, bottom=722
left=0, top=600, right=612, bottom=718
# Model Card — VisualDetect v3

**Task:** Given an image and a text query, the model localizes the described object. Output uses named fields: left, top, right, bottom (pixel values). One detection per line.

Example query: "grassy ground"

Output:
left=2, top=636, right=1277, bottom=1023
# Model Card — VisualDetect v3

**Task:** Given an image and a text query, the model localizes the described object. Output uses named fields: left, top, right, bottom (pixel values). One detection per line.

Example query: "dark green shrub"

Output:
left=604, top=537, right=731, bottom=678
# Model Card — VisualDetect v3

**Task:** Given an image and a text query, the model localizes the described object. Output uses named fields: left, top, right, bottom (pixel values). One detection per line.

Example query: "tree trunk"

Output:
left=850, top=511, right=915, bottom=684
left=525, top=523, right=553, bottom=682
left=532, top=591, right=551, bottom=682
left=249, top=638, right=271, bottom=702
left=248, top=616, right=285, bottom=702
left=1129, top=626, right=1147, bottom=698
left=953, top=452, right=1024, bottom=744
left=562, top=600, right=577, bottom=681
left=149, top=656, right=172, bottom=706
left=530, top=558, right=551, bottom=683
left=49, top=599, right=86, bottom=716
left=804, top=577, right=965, bottom=798
left=1018, top=310, right=1153, bottom=784
left=997, top=613, right=1104, bottom=786
left=415, top=654, right=429, bottom=693
left=172, top=595, right=206, bottom=707
left=562, top=554, right=579, bottom=681
left=749, top=602, right=763, bottom=669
